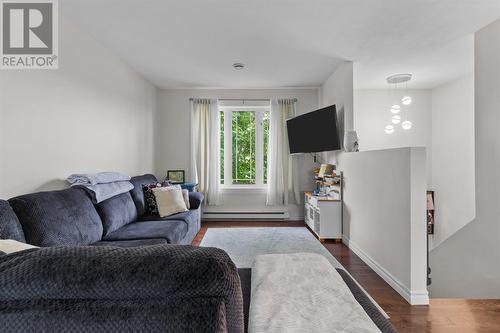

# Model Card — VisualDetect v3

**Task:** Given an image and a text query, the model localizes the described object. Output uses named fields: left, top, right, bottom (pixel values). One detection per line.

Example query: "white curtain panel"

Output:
left=190, top=98, right=221, bottom=206
left=266, top=98, right=300, bottom=206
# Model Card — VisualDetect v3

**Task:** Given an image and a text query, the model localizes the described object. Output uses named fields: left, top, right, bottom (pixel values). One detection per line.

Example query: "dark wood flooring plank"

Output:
left=192, top=220, right=500, bottom=333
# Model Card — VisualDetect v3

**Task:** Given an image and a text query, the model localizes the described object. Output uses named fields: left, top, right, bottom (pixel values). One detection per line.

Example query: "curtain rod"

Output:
left=188, top=98, right=297, bottom=102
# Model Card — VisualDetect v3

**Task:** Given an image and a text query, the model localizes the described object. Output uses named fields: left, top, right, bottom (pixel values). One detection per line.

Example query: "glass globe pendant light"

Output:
left=401, top=95, right=412, bottom=105
left=390, top=105, right=401, bottom=114
left=384, top=125, right=394, bottom=134
left=402, top=120, right=412, bottom=130
left=386, top=73, right=413, bottom=133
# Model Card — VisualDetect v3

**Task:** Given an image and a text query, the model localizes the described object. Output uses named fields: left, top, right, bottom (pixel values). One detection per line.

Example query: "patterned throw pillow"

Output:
left=142, top=181, right=171, bottom=216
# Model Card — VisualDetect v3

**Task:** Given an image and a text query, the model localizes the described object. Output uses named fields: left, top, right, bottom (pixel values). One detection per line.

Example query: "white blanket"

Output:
left=67, top=172, right=130, bottom=186
left=249, top=253, right=381, bottom=333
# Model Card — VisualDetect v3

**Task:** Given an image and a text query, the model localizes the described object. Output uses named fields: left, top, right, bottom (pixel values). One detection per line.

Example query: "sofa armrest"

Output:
left=0, top=245, right=237, bottom=301
left=189, top=192, right=204, bottom=209
left=0, top=245, right=243, bottom=332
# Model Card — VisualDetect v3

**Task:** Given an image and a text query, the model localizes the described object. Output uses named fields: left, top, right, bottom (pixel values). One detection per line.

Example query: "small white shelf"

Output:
left=304, top=172, right=343, bottom=240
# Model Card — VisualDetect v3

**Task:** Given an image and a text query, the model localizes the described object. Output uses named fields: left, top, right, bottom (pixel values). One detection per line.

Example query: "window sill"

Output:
left=220, top=185, right=267, bottom=193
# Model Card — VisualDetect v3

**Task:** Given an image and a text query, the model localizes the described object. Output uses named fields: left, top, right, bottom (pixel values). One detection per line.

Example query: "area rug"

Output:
left=199, top=227, right=343, bottom=269
left=200, top=226, right=389, bottom=319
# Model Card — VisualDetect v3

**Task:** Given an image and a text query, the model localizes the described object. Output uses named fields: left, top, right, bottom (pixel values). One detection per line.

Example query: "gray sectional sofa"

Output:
left=0, top=242, right=243, bottom=332
left=1, top=174, right=203, bottom=247
left=0, top=174, right=248, bottom=332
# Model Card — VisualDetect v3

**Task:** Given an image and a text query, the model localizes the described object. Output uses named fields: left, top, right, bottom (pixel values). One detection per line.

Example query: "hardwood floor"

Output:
left=193, top=220, right=500, bottom=333
left=323, top=241, right=500, bottom=333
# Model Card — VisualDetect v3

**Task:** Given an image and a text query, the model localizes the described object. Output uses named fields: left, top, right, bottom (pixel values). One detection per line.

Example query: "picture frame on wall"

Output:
left=167, top=170, right=185, bottom=184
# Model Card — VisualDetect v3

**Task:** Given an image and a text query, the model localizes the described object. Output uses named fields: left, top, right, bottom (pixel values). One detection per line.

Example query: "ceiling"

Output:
left=62, top=0, right=500, bottom=89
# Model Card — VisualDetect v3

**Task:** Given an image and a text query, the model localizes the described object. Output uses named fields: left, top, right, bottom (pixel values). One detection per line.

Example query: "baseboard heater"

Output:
left=203, top=211, right=289, bottom=220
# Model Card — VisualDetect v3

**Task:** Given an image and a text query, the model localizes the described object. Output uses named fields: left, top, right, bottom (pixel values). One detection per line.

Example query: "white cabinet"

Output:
left=304, top=192, right=342, bottom=240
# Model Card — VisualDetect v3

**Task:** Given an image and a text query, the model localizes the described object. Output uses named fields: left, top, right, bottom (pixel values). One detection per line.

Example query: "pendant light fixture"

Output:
left=390, top=105, right=401, bottom=114
left=385, top=73, right=413, bottom=133
left=402, top=95, right=412, bottom=106
left=384, top=125, right=395, bottom=134
left=402, top=120, right=412, bottom=130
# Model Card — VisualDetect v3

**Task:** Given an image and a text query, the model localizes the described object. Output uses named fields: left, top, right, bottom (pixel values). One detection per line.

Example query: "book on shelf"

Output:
left=318, top=164, right=335, bottom=178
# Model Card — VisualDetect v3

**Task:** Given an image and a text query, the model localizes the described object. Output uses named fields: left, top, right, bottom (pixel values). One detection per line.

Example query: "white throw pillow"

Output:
left=159, top=185, right=190, bottom=210
left=182, top=189, right=190, bottom=209
left=152, top=187, right=188, bottom=217
left=0, top=239, right=38, bottom=254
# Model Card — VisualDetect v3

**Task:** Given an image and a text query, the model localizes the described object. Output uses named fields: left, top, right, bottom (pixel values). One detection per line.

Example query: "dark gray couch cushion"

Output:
left=238, top=268, right=251, bottom=332
left=140, top=209, right=198, bottom=224
left=103, top=220, right=187, bottom=244
left=138, top=209, right=201, bottom=245
left=9, top=188, right=103, bottom=247
left=189, top=192, right=204, bottom=209
left=0, top=200, right=26, bottom=242
left=96, top=192, right=138, bottom=237
left=139, top=209, right=199, bottom=242
left=129, top=174, right=158, bottom=217
left=177, top=208, right=201, bottom=245
left=0, top=245, right=243, bottom=333
left=336, top=268, right=398, bottom=333
left=92, top=239, right=167, bottom=247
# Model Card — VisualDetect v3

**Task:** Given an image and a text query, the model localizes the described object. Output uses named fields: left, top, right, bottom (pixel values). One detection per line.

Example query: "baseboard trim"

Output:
left=342, top=235, right=429, bottom=305
left=203, top=211, right=290, bottom=219
left=288, top=214, right=305, bottom=221
left=410, top=291, right=431, bottom=305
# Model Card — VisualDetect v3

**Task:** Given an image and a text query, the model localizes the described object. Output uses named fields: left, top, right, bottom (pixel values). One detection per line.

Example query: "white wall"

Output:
left=429, top=19, right=500, bottom=298
left=155, top=88, right=319, bottom=219
left=429, top=75, right=475, bottom=249
left=320, top=62, right=354, bottom=129
left=353, top=89, right=432, bottom=182
left=319, top=61, right=354, bottom=162
left=320, top=62, right=428, bottom=304
left=0, top=19, right=156, bottom=199
left=337, top=148, right=428, bottom=304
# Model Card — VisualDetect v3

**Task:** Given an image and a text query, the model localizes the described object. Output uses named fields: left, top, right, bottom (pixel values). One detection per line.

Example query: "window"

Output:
left=220, top=108, right=270, bottom=186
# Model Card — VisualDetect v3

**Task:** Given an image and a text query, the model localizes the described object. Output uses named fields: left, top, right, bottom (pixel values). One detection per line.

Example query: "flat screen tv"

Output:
left=286, top=105, right=340, bottom=154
